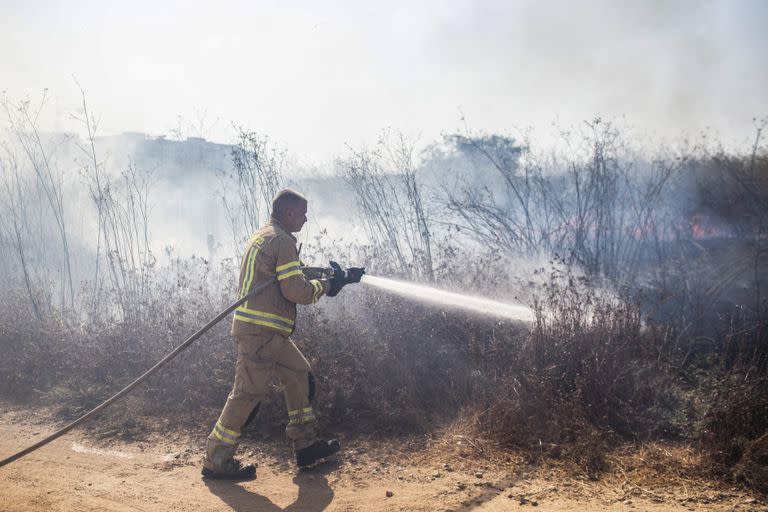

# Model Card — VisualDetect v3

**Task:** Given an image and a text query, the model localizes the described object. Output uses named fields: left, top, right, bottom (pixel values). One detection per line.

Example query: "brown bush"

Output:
left=697, top=368, right=768, bottom=481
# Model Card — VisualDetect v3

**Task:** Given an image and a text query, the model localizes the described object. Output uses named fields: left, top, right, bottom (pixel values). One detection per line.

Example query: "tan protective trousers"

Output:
left=204, top=332, right=317, bottom=471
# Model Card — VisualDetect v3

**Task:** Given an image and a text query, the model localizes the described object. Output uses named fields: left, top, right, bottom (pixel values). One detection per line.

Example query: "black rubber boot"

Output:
left=295, top=439, right=341, bottom=467
left=201, top=459, right=256, bottom=480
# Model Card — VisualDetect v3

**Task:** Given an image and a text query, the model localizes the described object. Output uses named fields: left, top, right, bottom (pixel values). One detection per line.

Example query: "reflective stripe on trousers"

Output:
left=211, top=420, right=240, bottom=446
left=288, top=406, right=316, bottom=425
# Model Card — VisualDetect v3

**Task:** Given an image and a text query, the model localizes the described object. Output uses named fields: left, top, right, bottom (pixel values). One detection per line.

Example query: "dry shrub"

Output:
left=0, top=256, right=240, bottom=435
left=296, top=288, right=496, bottom=433
left=689, top=272, right=768, bottom=490
left=0, top=256, right=680, bottom=461
left=0, top=244, right=765, bottom=492
left=734, top=432, right=768, bottom=493
left=463, top=263, right=685, bottom=476
left=698, top=368, right=768, bottom=488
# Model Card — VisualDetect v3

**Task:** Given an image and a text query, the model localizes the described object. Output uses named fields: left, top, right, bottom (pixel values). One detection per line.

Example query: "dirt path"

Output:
left=0, top=408, right=765, bottom=512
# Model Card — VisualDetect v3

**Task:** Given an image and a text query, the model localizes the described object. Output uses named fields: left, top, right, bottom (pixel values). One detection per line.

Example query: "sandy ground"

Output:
left=0, top=407, right=766, bottom=512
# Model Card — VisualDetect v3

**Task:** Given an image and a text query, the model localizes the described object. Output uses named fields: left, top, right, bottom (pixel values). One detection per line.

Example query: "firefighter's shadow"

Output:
left=204, top=461, right=337, bottom=512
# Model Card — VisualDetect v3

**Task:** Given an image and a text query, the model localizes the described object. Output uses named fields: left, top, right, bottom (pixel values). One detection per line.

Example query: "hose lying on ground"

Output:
left=0, top=276, right=278, bottom=469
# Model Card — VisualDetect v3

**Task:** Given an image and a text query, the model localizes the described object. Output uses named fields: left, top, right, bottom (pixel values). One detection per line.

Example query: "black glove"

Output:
left=326, top=262, right=366, bottom=297
left=326, top=261, right=347, bottom=297
left=346, top=267, right=366, bottom=283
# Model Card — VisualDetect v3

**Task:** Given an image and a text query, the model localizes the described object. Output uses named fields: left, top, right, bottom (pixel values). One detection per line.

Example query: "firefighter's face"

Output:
left=284, top=201, right=308, bottom=232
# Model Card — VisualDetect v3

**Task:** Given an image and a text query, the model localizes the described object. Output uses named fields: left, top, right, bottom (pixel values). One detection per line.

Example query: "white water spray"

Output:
left=361, top=275, right=535, bottom=323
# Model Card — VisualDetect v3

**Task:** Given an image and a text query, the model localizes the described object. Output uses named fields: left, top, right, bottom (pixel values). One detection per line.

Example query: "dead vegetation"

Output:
left=0, top=108, right=767, bottom=493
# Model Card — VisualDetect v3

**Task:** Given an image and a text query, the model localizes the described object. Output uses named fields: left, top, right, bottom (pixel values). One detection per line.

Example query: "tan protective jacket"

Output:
left=231, top=218, right=329, bottom=336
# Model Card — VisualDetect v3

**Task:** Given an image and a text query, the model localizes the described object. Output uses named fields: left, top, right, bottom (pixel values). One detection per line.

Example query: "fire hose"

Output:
left=0, top=276, right=280, bottom=469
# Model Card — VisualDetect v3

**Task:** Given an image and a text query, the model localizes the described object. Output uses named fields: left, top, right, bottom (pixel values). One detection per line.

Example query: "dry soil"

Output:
left=0, top=406, right=765, bottom=512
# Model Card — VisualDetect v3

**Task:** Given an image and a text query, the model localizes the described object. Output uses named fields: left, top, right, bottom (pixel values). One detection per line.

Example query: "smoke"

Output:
left=1, top=90, right=764, bottom=327
left=4, top=2, right=766, bottom=162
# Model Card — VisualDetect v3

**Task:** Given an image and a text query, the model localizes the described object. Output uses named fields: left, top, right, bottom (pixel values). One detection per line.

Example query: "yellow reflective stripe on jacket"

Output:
left=233, top=315, right=292, bottom=333
left=276, top=260, right=302, bottom=281
left=236, top=306, right=294, bottom=324
left=234, top=306, right=295, bottom=333
left=276, top=260, right=301, bottom=272
left=239, top=245, right=260, bottom=298
left=277, top=269, right=303, bottom=281
left=310, top=279, right=323, bottom=303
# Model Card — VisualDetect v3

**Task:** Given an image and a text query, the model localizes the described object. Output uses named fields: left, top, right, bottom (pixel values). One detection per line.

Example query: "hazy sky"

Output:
left=2, top=0, right=767, bottom=162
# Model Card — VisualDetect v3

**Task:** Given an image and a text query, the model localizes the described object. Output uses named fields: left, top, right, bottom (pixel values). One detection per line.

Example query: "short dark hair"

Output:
left=272, top=189, right=307, bottom=216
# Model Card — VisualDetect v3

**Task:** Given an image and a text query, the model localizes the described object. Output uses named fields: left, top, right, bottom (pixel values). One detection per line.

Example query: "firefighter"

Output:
left=202, top=189, right=364, bottom=479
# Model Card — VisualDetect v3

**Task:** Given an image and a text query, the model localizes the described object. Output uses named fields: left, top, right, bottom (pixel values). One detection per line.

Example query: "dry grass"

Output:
left=1, top=149, right=767, bottom=491
left=1, top=251, right=766, bottom=493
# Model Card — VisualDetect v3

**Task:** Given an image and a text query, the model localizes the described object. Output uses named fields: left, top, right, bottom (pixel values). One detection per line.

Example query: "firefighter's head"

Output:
left=272, top=189, right=308, bottom=232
